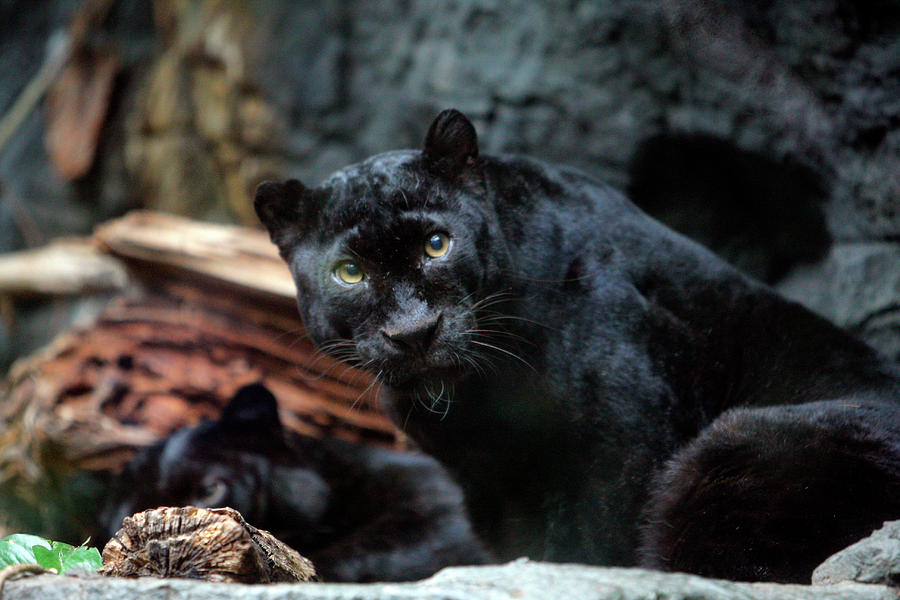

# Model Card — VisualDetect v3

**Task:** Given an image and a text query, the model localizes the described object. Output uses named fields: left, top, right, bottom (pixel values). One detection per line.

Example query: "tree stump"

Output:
left=100, top=506, right=317, bottom=583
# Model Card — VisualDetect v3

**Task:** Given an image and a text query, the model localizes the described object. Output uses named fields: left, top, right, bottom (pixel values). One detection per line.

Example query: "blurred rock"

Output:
left=0, top=0, right=154, bottom=370
left=124, top=132, right=226, bottom=220
left=244, top=0, right=898, bottom=267
left=778, top=243, right=900, bottom=362
left=123, top=0, right=283, bottom=225
left=0, top=0, right=153, bottom=249
left=139, top=51, right=191, bottom=133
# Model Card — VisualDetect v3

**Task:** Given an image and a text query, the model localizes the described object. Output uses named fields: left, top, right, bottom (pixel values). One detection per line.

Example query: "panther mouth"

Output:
left=377, top=358, right=468, bottom=389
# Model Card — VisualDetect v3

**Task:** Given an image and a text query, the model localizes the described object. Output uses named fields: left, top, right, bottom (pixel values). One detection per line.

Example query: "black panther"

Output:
left=102, top=383, right=487, bottom=582
left=253, top=109, right=900, bottom=583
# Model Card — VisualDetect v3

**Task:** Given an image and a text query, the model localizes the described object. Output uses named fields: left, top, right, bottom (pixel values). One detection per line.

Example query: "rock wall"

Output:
left=0, top=0, right=897, bottom=369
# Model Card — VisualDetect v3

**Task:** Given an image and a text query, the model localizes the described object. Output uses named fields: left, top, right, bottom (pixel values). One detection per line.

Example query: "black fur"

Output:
left=641, top=402, right=900, bottom=582
left=254, top=109, right=900, bottom=582
left=102, top=383, right=487, bottom=582
left=422, top=109, right=479, bottom=178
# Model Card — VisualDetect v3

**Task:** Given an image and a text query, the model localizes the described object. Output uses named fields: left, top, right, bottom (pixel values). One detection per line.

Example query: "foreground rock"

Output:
left=4, top=560, right=898, bottom=600
left=813, top=521, right=900, bottom=587
left=778, top=243, right=900, bottom=363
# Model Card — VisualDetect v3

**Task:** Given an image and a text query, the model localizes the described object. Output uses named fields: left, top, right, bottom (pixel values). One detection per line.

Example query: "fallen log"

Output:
left=0, top=238, right=126, bottom=297
left=0, top=211, right=402, bottom=543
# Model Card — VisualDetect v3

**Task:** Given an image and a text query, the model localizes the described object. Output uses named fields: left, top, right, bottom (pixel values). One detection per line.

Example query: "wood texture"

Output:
left=0, top=239, right=127, bottom=297
left=94, top=210, right=297, bottom=299
left=100, top=506, right=317, bottom=583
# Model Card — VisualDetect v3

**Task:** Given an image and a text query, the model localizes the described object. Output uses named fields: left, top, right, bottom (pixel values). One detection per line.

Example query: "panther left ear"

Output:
left=422, top=109, right=479, bottom=179
left=220, top=383, right=282, bottom=432
left=254, top=179, right=315, bottom=252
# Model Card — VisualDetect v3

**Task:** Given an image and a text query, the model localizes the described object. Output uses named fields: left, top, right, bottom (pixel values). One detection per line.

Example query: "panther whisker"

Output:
left=477, top=311, right=562, bottom=332
left=470, top=292, right=517, bottom=312
left=457, top=289, right=481, bottom=306
left=439, top=383, right=454, bottom=421
left=464, top=346, right=501, bottom=376
left=467, top=354, right=489, bottom=378
left=303, top=345, right=365, bottom=383
left=413, top=389, right=441, bottom=416
left=418, top=380, right=454, bottom=418
left=350, top=369, right=383, bottom=412
left=469, top=340, right=537, bottom=373
left=466, top=328, right=536, bottom=346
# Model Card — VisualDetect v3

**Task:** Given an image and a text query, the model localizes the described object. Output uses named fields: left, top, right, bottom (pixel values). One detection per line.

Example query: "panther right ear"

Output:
left=220, top=383, right=283, bottom=433
left=422, top=109, right=480, bottom=180
left=254, top=179, right=315, bottom=251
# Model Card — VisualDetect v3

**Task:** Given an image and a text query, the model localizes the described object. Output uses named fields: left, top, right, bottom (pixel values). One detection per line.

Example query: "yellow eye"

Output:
left=335, top=261, right=364, bottom=284
left=425, top=233, right=450, bottom=258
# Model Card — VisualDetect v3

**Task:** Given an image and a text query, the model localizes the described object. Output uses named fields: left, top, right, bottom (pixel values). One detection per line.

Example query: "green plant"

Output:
left=0, top=534, right=102, bottom=574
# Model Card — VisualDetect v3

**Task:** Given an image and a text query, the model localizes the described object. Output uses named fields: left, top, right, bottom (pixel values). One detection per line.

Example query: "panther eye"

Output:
left=425, top=233, right=450, bottom=258
left=197, top=478, right=228, bottom=507
left=334, top=261, right=364, bottom=284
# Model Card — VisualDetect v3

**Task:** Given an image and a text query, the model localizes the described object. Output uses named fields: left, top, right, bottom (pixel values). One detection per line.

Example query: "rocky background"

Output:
left=0, top=0, right=898, bottom=372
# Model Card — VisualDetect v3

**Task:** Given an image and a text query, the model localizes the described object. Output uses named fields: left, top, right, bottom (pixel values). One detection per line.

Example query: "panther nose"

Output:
left=381, top=312, right=443, bottom=352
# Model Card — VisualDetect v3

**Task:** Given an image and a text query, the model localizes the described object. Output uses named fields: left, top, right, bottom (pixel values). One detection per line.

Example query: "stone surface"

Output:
left=243, top=0, right=900, bottom=242
left=4, top=560, right=899, bottom=600
left=813, top=521, right=900, bottom=587
left=777, top=243, right=900, bottom=362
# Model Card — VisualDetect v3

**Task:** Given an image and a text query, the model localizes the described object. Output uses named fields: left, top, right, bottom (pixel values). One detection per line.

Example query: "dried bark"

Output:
left=100, top=506, right=316, bottom=583
left=44, top=47, right=118, bottom=180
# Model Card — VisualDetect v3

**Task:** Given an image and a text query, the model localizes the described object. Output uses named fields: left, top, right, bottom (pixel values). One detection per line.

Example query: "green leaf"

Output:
left=57, top=543, right=102, bottom=573
left=32, top=541, right=103, bottom=574
left=0, top=534, right=52, bottom=568
left=0, top=535, right=102, bottom=573
left=31, top=545, right=62, bottom=572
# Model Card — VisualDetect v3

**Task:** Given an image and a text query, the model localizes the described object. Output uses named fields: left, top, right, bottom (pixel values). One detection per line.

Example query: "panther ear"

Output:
left=422, top=109, right=479, bottom=179
left=254, top=179, right=314, bottom=251
left=220, top=383, right=282, bottom=432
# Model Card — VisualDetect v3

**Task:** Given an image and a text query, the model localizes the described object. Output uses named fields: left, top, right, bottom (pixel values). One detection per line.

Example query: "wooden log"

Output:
left=0, top=211, right=402, bottom=543
left=0, top=239, right=127, bottom=297
left=94, top=210, right=297, bottom=300
left=100, top=506, right=317, bottom=583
